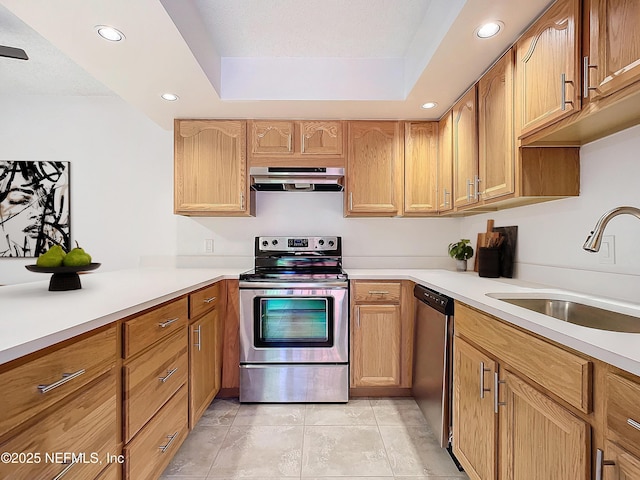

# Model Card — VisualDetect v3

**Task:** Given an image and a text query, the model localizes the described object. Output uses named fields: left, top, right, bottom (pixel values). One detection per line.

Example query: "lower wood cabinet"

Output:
left=124, top=385, right=188, bottom=480
left=601, top=440, right=640, bottom=480
left=452, top=337, right=497, bottom=480
left=0, top=371, right=118, bottom=480
left=350, top=280, right=414, bottom=392
left=453, top=302, right=591, bottom=480
left=122, top=296, right=189, bottom=480
left=189, top=281, right=224, bottom=428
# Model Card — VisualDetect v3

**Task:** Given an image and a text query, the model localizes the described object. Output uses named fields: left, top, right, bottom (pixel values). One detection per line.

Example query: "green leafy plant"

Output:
left=448, top=239, right=474, bottom=261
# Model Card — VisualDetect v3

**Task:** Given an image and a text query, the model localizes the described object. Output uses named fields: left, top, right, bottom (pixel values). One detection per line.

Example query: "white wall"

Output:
left=0, top=94, right=177, bottom=284
left=460, top=124, right=640, bottom=302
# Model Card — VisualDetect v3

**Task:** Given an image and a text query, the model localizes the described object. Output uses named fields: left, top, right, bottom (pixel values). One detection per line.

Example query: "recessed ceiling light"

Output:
left=476, top=21, right=503, bottom=39
left=421, top=102, right=438, bottom=109
left=161, top=93, right=179, bottom=101
left=96, top=25, right=125, bottom=42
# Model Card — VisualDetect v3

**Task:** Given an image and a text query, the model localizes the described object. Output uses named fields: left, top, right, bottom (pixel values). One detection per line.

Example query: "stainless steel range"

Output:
left=239, top=236, right=349, bottom=403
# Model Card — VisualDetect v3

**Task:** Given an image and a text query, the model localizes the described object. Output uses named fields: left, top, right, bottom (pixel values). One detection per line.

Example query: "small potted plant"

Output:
left=448, top=239, right=474, bottom=272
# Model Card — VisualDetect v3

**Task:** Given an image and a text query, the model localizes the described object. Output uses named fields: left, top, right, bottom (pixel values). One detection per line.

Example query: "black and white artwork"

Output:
left=0, top=161, right=70, bottom=257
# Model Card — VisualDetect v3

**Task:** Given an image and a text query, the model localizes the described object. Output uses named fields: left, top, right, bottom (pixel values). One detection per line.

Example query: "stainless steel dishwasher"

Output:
left=412, top=284, right=455, bottom=451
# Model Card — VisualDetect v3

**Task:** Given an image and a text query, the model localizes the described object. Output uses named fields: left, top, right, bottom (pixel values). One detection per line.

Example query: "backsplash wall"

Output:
left=460, top=124, right=640, bottom=302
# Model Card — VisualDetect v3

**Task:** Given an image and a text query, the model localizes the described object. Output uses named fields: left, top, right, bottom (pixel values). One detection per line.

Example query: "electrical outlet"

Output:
left=599, top=235, right=615, bottom=264
left=204, top=239, right=214, bottom=253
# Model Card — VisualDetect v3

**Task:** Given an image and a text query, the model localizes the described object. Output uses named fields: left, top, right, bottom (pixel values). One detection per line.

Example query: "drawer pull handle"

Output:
left=38, top=369, right=85, bottom=394
left=52, top=460, right=76, bottom=480
left=628, top=418, right=640, bottom=431
left=595, top=448, right=615, bottom=480
left=203, top=297, right=217, bottom=303
left=159, top=431, right=179, bottom=453
left=368, top=290, right=389, bottom=295
left=158, top=317, right=178, bottom=328
left=159, top=367, right=178, bottom=383
left=479, top=362, right=491, bottom=399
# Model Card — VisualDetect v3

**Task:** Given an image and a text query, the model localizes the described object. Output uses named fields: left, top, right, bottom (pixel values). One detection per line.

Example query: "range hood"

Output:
left=250, top=167, right=344, bottom=192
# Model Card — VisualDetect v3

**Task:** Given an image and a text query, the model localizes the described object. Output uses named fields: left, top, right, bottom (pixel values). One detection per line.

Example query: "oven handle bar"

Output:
left=239, top=281, right=349, bottom=289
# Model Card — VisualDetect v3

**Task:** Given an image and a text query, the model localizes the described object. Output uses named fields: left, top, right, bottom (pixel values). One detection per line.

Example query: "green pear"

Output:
left=62, top=241, right=92, bottom=267
left=36, top=244, right=66, bottom=267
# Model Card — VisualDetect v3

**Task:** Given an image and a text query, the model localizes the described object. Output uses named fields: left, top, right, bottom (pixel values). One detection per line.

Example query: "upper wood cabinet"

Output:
left=345, top=121, right=403, bottom=216
left=452, top=86, right=479, bottom=209
left=249, top=120, right=294, bottom=156
left=437, top=111, right=454, bottom=214
left=174, top=120, right=253, bottom=216
left=478, top=49, right=515, bottom=202
left=515, top=0, right=581, bottom=137
left=248, top=120, right=345, bottom=166
left=299, top=121, right=344, bottom=156
left=587, top=0, right=640, bottom=100
left=403, top=121, right=438, bottom=215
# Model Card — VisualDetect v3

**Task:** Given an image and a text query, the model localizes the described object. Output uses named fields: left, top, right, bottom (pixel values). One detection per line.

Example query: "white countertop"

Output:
left=347, top=269, right=640, bottom=377
left=0, top=267, right=246, bottom=364
left=2, top=267, right=640, bottom=378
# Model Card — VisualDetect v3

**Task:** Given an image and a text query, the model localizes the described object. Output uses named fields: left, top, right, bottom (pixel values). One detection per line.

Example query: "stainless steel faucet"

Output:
left=583, top=206, right=640, bottom=252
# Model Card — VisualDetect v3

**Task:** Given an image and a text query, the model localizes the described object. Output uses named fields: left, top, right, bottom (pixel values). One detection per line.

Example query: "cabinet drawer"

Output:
left=124, top=329, right=188, bottom=442
left=353, top=282, right=401, bottom=304
left=0, top=372, right=118, bottom=479
left=123, top=297, right=188, bottom=358
left=606, top=373, right=640, bottom=455
left=0, top=324, right=116, bottom=436
left=124, top=385, right=188, bottom=480
left=189, top=282, right=221, bottom=319
left=456, top=303, right=591, bottom=413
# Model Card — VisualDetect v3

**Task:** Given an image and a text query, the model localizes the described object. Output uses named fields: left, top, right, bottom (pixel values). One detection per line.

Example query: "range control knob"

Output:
left=318, top=239, right=325, bottom=246
left=328, top=240, right=335, bottom=247
left=272, top=239, right=278, bottom=246
left=262, top=240, right=268, bottom=247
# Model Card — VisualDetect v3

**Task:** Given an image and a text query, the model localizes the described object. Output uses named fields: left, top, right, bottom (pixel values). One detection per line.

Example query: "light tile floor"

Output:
left=161, top=397, right=469, bottom=479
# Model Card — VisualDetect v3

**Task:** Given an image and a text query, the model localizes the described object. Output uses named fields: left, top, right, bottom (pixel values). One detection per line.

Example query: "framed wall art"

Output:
left=0, top=161, right=70, bottom=257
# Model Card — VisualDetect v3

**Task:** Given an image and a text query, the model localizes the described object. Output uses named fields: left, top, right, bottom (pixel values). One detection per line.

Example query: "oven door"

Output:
left=239, top=283, right=348, bottom=364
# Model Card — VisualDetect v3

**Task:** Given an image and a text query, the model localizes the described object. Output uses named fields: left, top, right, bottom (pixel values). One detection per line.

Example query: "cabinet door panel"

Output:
left=250, top=120, right=294, bottom=155
left=501, top=370, right=589, bottom=480
left=404, top=122, right=438, bottom=214
left=346, top=121, right=401, bottom=215
left=437, top=111, right=454, bottom=213
left=300, top=121, right=343, bottom=155
left=452, top=87, right=479, bottom=208
left=351, top=304, right=401, bottom=387
left=174, top=120, right=249, bottom=215
left=590, top=0, right=640, bottom=98
left=452, top=338, right=497, bottom=480
left=515, top=0, right=580, bottom=136
left=189, top=308, right=221, bottom=428
left=479, top=50, right=515, bottom=201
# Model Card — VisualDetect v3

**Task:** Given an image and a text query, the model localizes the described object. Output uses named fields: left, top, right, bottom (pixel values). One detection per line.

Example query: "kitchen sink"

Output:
left=486, top=293, right=640, bottom=333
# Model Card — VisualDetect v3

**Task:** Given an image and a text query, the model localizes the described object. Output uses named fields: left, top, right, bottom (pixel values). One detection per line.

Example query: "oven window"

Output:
left=254, top=297, right=334, bottom=348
